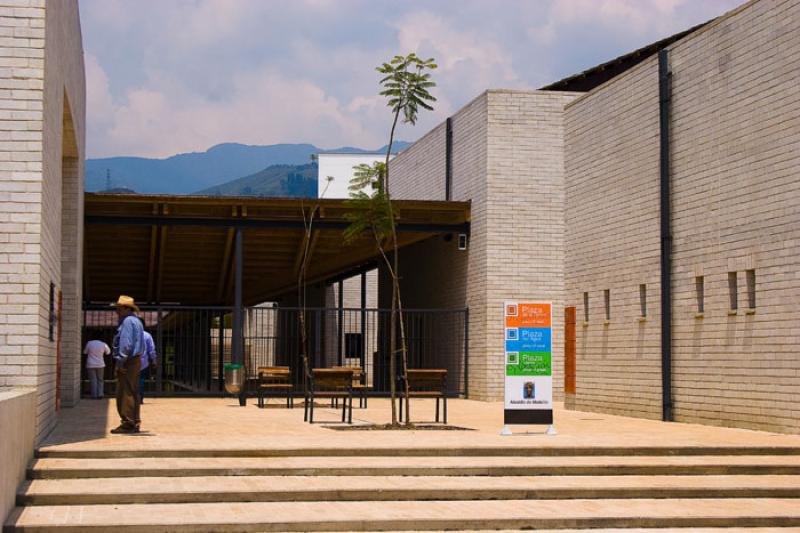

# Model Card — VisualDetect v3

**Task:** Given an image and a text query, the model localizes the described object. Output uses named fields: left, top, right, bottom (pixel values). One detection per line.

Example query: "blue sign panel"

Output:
left=504, top=327, right=551, bottom=353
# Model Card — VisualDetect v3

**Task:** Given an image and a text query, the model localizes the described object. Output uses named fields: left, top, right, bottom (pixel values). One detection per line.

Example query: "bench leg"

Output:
left=443, top=397, right=447, bottom=425
left=341, top=397, right=346, bottom=423
left=309, top=392, right=315, bottom=423
left=258, top=389, right=264, bottom=409
left=399, top=396, right=403, bottom=422
left=436, top=398, right=440, bottom=423
left=348, top=395, right=353, bottom=424
left=303, top=393, right=308, bottom=421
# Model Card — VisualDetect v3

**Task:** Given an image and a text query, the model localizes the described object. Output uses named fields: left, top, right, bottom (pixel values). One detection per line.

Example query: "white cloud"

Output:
left=81, top=0, right=747, bottom=158
left=87, top=64, right=386, bottom=158
left=394, top=10, right=523, bottom=100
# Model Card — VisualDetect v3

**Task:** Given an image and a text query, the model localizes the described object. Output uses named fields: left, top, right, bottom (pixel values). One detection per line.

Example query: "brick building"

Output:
left=564, top=0, right=799, bottom=433
left=389, top=0, right=799, bottom=432
left=0, top=0, right=85, bottom=441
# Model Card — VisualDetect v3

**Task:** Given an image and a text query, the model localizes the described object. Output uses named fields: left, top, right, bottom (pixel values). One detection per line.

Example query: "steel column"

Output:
left=233, top=228, right=245, bottom=405
left=658, top=48, right=674, bottom=422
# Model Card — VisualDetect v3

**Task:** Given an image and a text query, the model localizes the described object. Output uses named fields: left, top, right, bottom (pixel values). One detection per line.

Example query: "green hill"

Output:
left=194, top=163, right=317, bottom=197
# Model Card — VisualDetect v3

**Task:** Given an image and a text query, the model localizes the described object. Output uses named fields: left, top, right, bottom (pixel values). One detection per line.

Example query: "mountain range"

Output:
left=86, top=141, right=410, bottom=196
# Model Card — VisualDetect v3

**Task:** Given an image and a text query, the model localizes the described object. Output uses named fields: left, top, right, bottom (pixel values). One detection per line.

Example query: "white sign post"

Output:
left=501, top=301, right=556, bottom=435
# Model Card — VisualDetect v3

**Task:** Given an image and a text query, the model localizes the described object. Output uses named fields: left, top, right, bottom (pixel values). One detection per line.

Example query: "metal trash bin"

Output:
left=224, top=363, right=244, bottom=395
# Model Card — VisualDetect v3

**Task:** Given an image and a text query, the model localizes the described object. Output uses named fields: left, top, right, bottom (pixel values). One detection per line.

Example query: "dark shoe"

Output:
left=110, top=425, right=137, bottom=434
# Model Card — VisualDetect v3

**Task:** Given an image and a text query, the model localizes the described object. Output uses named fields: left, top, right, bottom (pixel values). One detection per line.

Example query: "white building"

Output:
left=316, top=153, right=395, bottom=199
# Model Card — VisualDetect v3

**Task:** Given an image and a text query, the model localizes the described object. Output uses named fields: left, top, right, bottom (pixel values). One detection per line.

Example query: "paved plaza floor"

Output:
left=40, top=396, right=800, bottom=453
left=10, top=397, right=800, bottom=531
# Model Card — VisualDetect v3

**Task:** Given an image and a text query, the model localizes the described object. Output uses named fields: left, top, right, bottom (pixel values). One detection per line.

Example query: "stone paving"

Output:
left=38, top=397, right=800, bottom=453
left=6, top=397, right=798, bottom=532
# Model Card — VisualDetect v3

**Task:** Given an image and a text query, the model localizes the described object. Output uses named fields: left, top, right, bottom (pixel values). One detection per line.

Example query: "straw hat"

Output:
left=110, top=295, right=139, bottom=312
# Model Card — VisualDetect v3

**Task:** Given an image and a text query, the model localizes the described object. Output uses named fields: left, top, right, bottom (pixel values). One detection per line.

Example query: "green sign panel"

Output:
left=505, top=351, right=551, bottom=376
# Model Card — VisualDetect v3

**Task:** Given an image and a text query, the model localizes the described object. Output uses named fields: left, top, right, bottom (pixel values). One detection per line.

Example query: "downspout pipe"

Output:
left=658, top=49, right=673, bottom=422
left=445, top=117, right=453, bottom=201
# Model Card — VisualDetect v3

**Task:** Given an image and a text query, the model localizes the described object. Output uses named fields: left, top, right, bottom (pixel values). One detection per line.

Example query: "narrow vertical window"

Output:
left=728, top=271, right=738, bottom=311
left=746, top=269, right=756, bottom=309
left=583, top=292, right=589, bottom=323
left=639, top=284, right=647, bottom=317
left=604, top=289, right=611, bottom=321
left=695, top=276, right=704, bottom=314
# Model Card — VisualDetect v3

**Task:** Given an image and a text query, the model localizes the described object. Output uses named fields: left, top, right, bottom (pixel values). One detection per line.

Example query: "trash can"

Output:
left=224, top=363, right=244, bottom=395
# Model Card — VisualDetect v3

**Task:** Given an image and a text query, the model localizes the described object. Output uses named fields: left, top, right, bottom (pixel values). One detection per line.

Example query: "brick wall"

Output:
left=565, top=58, right=663, bottom=420
left=667, top=0, right=799, bottom=433
left=0, top=0, right=84, bottom=442
left=390, top=90, right=578, bottom=400
left=565, top=0, right=800, bottom=432
left=0, top=0, right=47, bottom=394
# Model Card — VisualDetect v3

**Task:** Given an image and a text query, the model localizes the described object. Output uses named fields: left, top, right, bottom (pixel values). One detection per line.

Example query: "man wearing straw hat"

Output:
left=110, top=295, right=145, bottom=434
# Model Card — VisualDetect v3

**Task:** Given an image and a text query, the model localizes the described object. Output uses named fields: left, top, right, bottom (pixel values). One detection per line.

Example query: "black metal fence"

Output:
left=81, top=305, right=468, bottom=398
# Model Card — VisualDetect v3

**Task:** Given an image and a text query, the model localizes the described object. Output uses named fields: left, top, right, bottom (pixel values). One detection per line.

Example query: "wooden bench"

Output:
left=256, top=366, right=293, bottom=408
left=399, top=369, right=448, bottom=424
left=304, top=368, right=354, bottom=424
left=332, top=366, right=369, bottom=408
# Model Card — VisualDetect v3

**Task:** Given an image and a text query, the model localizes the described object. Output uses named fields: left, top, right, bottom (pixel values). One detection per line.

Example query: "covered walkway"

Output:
left=81, top=193, right=472, bottom=398
left=84, top=193, right=470, bottom=305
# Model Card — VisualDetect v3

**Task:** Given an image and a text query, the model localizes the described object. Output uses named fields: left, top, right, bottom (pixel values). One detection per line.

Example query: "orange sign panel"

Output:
left=505, top=303, right=551, bottom=328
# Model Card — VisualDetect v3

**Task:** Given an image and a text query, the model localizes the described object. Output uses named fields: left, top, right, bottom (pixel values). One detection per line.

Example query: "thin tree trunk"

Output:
left=382, top=108, right=410, bottom=427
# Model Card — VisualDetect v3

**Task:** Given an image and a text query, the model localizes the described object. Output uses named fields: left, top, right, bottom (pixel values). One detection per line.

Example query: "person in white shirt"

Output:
left=84, top=339, right=110, bottom=399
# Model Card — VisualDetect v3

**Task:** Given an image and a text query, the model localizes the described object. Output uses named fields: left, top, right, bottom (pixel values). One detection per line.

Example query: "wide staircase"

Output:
left=5, top=444, right=800, bottom=531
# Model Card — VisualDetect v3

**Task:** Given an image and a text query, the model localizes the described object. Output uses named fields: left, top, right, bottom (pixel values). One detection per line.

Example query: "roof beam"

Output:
left=146, top=203, right=160, bottom=302
left=85, top=214, right=470, bottom=234
left=216, top=206, right=239, bottom=304
left=154, top=205, right=169, bottom=303
left=216, top=227, right=235, bottom=304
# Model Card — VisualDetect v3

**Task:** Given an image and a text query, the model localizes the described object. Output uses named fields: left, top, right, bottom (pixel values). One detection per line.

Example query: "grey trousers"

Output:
left=87, top=367, right=104, bottom=398
left=115, top=356, right=141, bottom=429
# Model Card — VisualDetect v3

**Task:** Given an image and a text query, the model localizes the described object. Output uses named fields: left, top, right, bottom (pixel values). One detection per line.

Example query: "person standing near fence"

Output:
left=83, top=339, right=110, bottom=399
left=110, top=295, right=145, bottom=434
left=137, top=317, right=157, bottom=404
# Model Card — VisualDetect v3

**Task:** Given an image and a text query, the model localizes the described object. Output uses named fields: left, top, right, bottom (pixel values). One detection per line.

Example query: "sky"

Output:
left=80, top=0, right=745, bottom=159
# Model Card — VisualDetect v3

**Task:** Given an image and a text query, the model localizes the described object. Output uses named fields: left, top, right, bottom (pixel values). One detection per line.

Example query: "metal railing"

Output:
left=81, top=305, right=468, bottom=397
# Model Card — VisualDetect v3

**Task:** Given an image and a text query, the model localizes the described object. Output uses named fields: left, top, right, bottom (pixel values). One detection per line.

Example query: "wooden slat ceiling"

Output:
left=84, top=193, right=471, bottom=306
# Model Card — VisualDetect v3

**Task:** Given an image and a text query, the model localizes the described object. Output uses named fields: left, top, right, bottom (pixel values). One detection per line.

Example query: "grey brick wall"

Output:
left=390, top=89, right=578, bottom=400
left=565, top=0, right=800, bottom=432
left=0, top=0, right=84, bottom=442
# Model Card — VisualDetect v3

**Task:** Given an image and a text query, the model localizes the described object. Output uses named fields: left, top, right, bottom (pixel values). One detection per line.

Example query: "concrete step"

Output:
left=28, top=455, right=800, bottom=479
left=5, top=498, right=800, bottom=531
left=17, top=475, right=800, bottom=505
left=33, top=445, right=800, bottom=459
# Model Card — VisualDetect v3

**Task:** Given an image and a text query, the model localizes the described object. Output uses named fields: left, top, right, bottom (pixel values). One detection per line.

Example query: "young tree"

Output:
left=344, top=53, right=436, bottom=426
left=297, top=173, right=334, bottom=397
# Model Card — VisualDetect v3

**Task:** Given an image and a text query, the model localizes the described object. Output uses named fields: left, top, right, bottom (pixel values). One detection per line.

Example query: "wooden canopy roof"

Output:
left=84, top=193, right=470, bottom=306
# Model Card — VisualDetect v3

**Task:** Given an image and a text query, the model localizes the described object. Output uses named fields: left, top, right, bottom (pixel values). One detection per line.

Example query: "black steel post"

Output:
left=337, top=281, right=344, bottom=365
left=233, top=228, right=246, bottom=405
left=314, top=309, right=322, bottom=369
left=155, top=308, right=163, bottom=393
left=445, top=117, right=453, bottom=201
left=658, top=49, right=673, bottom=422
left=360, top=272, right=367, bottom=370
left=463, top=308, right=469, bottom=398
left=205, top=311, right=213, bottom=391
left=217, top=311, right=224, bottom=392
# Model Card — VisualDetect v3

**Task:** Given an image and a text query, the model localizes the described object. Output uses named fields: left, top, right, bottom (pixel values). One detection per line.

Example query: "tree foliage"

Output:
left=345, top=53, right=437, bottom=426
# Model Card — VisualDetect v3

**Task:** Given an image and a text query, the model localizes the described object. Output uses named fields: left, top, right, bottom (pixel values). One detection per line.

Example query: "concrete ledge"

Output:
left=0, top=388, right=36, bottom=527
